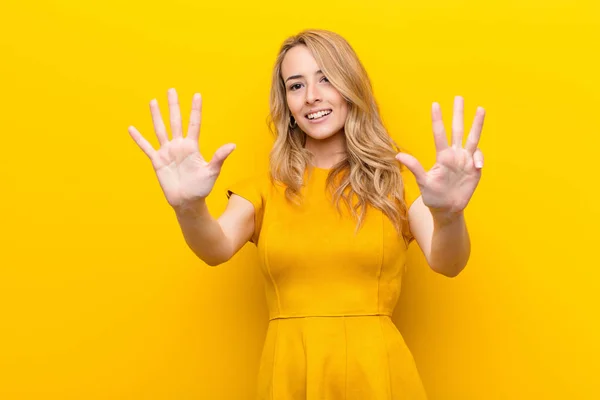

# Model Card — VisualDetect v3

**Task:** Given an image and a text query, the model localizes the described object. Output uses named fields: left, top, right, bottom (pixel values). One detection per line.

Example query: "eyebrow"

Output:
left=285, top=69, right=323, bottom=83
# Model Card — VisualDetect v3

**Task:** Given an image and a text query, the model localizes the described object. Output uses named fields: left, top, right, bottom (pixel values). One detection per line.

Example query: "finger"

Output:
left=187, top=93, right=202, bottom=143
left=395, top=152, right=427, bottom=184
left=452, top=96, right=464, bottom=148
left=473, top=148, right=484, bottom=169
left=167, top=88, right=183, bottom=140
left=149, top=99, right=168, bottom=146
left=208, top=143, right=236, bottom=171
left=431, top=102, right=449, bottom=152
left=465, top=106, right=486, bottom=154
left=128, top=125, right=156, bottom=160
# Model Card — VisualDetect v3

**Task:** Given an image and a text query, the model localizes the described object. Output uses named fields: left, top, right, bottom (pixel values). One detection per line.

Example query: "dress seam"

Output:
left=271, top=320, right=279, bottom=400
left=262, top=221, right=282, bottom=319
left=379, top=213, right=393, bottom=398
left=380, top=317, right=394, bottom=399
left=269, top=312, right=391, bottom=321
left=343, top=316, right=348, bottom=400
left=262, top=219, right=280, bottom=399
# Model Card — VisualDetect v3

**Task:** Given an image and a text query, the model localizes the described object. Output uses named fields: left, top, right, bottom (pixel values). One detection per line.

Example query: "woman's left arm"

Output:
left=396, top=96, right=486, bottom=278
left=408, top=198, right=470, bottom=277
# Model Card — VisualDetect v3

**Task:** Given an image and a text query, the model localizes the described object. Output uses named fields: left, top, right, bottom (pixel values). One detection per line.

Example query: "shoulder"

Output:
left=225, top=166, right=274, bottom=207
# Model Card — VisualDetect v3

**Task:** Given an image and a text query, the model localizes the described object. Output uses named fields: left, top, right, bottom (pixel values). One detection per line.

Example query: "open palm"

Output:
left=396, top=96, right=486, bottom=214
left=128, top=88, right=235, bottom=209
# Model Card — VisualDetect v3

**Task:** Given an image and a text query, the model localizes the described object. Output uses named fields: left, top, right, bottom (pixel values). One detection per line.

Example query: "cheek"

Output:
left=337, top=102, right=349, bottom=121
left=289, top=99, right=304, bottom=118
left=285, top=94, right=296, bottom=111
left=329, top=90, right=347, bottom=112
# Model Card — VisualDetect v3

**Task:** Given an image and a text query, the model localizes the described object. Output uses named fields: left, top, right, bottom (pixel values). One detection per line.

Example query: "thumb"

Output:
left=395, top=152, right=426, bottom=184
left=209, top=143, right=236, bottom=171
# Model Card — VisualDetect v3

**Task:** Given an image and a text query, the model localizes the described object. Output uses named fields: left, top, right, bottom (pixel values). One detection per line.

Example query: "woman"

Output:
left=128, top=29, right=485, bottom=399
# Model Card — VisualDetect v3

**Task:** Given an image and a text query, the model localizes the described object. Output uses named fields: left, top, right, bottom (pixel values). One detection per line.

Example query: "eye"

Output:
left=288, top=77, right=328, bottom=91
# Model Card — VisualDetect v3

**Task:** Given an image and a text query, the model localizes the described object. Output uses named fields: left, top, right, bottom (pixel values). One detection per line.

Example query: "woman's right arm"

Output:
left=173, top=194, right=254, bottom=266
left=128, top=88, right=254, bottom=266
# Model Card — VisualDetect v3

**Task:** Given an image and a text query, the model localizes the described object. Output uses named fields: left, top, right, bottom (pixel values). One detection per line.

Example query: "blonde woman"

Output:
left=128, top=29, right=485, bottom=399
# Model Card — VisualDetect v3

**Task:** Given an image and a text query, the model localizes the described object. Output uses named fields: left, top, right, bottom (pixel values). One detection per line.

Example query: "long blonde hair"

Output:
left=268, top=29, right=412, bottom=237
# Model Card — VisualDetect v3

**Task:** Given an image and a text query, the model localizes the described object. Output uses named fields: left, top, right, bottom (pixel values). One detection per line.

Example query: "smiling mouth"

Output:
left=305, top=109, right=333, bottom=120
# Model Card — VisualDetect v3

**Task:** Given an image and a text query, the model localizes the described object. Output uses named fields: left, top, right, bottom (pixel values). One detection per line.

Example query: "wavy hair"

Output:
left=268, top=29, right=412, bottom=238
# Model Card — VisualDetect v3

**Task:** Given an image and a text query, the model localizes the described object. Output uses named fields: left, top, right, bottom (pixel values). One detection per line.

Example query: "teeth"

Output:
left=308, top=110, right=331, bottom=120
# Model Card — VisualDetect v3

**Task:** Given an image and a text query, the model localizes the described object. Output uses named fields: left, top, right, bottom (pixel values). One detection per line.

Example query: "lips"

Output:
left=305, top=109, right=332, bottom=119
left=305, top=111, right=332, bottom=124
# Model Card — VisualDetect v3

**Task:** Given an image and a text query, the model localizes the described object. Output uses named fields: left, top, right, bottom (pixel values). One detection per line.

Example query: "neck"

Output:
left=304, top=130, right=347, bottom=169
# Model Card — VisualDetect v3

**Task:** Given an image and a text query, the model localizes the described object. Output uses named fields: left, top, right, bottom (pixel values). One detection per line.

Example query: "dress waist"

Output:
left=269, top=311, right=392, bottom=321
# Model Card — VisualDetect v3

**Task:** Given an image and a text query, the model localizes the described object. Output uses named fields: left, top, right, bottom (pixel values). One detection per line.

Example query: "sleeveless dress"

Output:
left=226, top=165, right=428, bottom=400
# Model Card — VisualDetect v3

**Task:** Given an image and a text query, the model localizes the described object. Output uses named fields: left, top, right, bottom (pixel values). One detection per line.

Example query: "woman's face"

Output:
left=281, top=45, right=348, bottom=142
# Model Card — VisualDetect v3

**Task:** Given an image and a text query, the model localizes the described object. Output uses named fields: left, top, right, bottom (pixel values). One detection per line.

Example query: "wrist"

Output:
left=173, top=197, right=207, bottom=217
left=429, top=208, right=464, bottom=227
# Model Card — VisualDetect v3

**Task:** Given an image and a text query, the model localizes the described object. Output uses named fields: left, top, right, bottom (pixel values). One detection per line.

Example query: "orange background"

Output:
left=1, top=0, right=598, bottom=398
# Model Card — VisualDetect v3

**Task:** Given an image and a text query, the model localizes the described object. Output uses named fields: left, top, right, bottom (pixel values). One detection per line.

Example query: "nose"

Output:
left=305, top=82, right=322, bottom=104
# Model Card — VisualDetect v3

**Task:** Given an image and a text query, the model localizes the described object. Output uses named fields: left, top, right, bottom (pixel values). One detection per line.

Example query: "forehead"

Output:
left=281, top=45, right=321, bottom=79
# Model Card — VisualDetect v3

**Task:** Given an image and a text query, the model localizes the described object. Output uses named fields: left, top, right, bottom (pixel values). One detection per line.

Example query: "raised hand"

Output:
left=128, top=88, right=236, bottom=209
left=395, top=96, right=485, bottom=215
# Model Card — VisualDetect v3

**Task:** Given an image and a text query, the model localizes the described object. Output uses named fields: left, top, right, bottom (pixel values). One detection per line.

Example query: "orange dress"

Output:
left=226, top=165, right=428, bottom=399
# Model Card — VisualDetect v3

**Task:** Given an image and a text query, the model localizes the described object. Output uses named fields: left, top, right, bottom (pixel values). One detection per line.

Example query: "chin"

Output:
left=304, top=131, right=341, bottom=141
left=302, top=125, right=345, bottom=141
